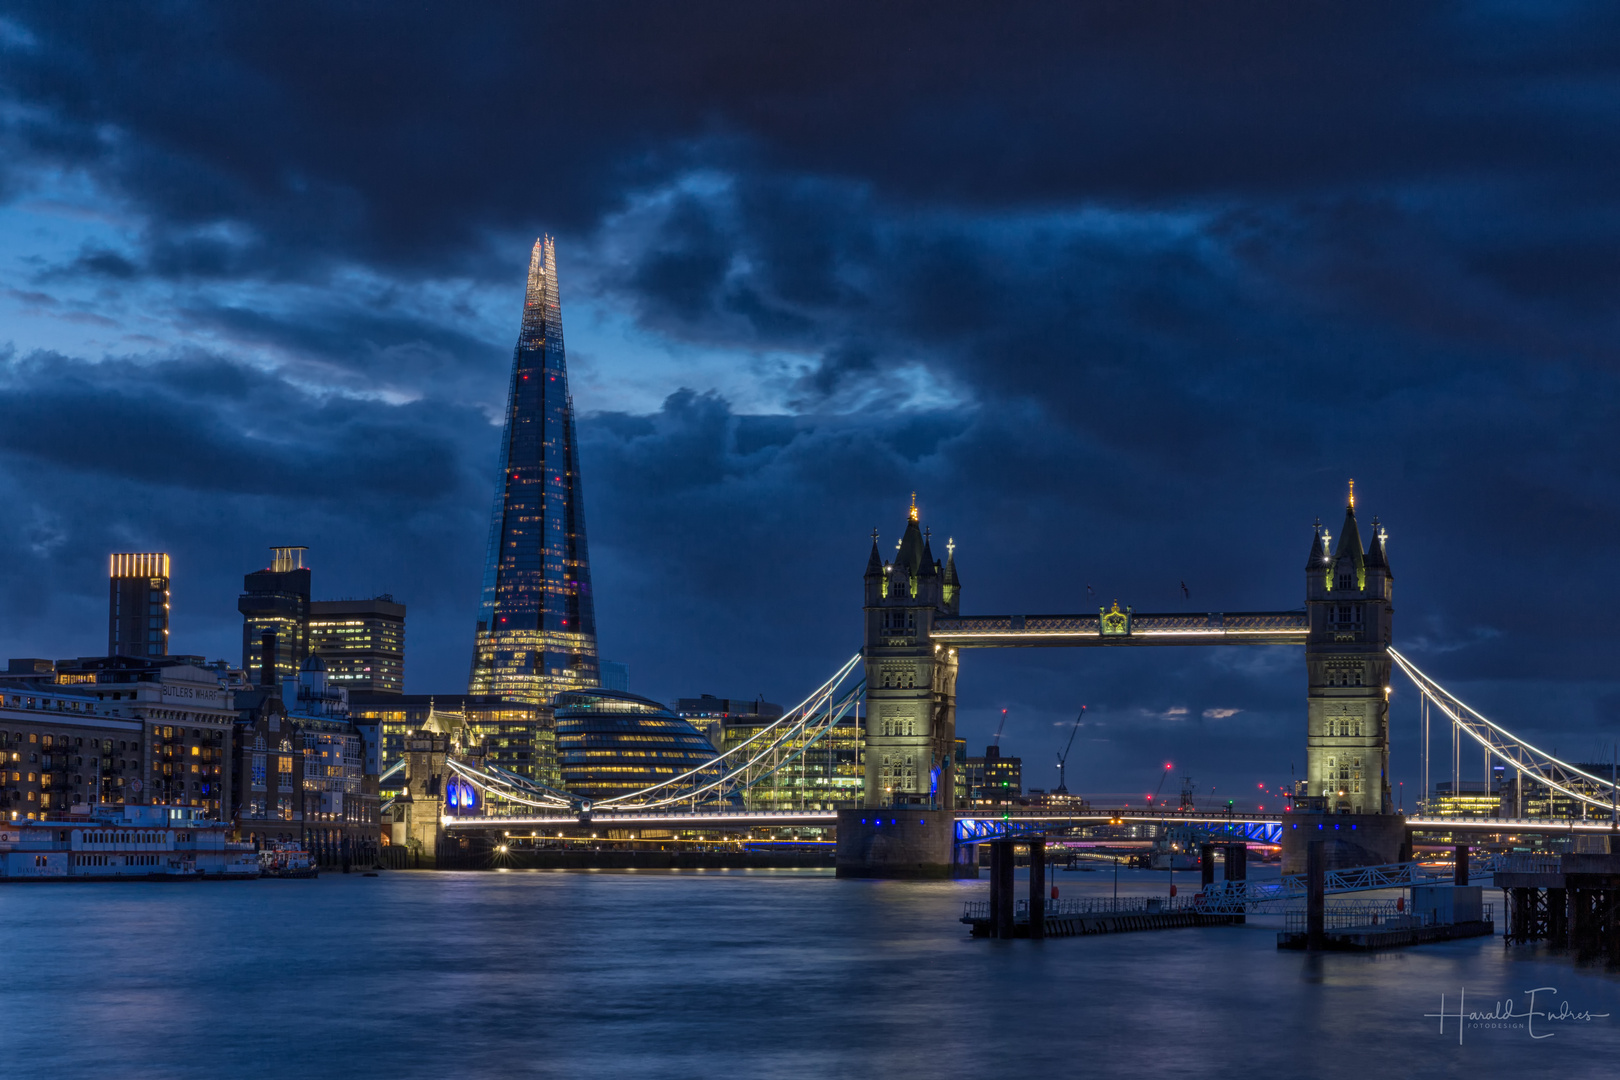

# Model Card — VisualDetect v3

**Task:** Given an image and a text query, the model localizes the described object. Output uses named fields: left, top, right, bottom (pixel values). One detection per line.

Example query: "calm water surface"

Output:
left=4, top=866, right=1618, bottom=1079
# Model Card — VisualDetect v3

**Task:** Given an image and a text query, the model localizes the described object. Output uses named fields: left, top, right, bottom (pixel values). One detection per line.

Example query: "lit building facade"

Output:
left=555, top=689, right=717, bottom=801
left=231, top=656, right=381, bottom=864
left=677, top=694, right=863, bottom=810
left=308, top=596, right=406, bottom=695
left=962, top=744, right=1021, bottom=806
left=675, top=694, right=778, bottom=749
left=468, top=237, right=599, bottom=703
left=1425, top=781, right=1501, bottom=818
left=108, top=552, right=170, bottom=658
left=238, top=546, right=311, bottom=683
left=350, top=693, right=557, bottom=789
left=1, top=657, right=236, bottom=820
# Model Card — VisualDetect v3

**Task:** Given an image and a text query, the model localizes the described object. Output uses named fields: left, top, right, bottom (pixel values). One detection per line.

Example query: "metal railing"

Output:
left=1197, top=853, right=1514, bottom=913
left=962, top=895, right=1209, bottom=921
left=1495, top=854, right=1562, bottom=874
left=1281, top=901, right=1493, bottom=934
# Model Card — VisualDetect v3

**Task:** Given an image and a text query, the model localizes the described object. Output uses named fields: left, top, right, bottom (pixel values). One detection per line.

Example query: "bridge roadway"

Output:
left=443, top=807, right=1620, bottom=840
left=928, top=611, right=1308, bottom=648
left=442, top=807, right=1287, bottom=840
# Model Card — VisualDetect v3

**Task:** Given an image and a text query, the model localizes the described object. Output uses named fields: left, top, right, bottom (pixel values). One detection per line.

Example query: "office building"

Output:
left=674, top=694, right=780, bottom=749
left=468, top=237, right=600, bottom=702
left=238, top=546, right=311, bottom=683
left=309, top=596, right=406, bottom=695
left=555, top=689, right=717, bottom=801
left=962, top=744, right=1022, bottom=806
left=108, top=552, right=170, bottom=658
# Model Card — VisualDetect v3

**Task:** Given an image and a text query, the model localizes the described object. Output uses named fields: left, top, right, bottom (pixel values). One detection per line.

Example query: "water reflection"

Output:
left=1, top=866, right=1616, bottom=1078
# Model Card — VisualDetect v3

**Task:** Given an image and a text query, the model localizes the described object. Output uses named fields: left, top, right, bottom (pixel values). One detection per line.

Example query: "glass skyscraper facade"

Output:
left=468, top=237, right=599, bottom=702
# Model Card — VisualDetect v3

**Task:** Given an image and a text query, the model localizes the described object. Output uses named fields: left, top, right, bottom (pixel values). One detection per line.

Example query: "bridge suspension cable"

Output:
left=1389, top=647, right=1618, bottom=817
left=594, top=651, right=865, bottom=809
left=441, top=652, right=866, bottom=815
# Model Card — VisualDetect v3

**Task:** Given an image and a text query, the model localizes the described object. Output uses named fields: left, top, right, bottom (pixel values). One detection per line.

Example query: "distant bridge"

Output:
left=439, top=805, right=1620, bottom=843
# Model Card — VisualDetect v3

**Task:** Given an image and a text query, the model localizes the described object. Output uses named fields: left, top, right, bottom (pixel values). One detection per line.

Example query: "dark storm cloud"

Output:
left=5, top=3, right=1619, bottom=278
left=1, top=2, right=1618, bottom=790
left=0, top=349, right=466, bottom=498
left=0, top=345, right=494, bottom=685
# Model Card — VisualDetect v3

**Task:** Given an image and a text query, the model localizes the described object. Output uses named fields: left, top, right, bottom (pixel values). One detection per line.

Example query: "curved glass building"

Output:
left=555, top=689, right=721, bottom=800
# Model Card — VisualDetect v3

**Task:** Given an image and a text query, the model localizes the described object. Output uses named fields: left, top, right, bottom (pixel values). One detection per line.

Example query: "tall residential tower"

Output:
left=108, top=552, right=170, bottom=657
left=468, top=237, right=599, bottom=702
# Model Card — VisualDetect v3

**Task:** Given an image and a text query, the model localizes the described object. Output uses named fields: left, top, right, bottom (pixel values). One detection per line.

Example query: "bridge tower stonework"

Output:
left=1285, top=484, right=1408, bottom=872
left=391, top=728, right=450, bottom=869
left=835, top=498, right=971, bottom=878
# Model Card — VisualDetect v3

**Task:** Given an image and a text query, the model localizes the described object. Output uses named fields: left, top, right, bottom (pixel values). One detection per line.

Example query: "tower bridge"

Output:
left=385, top=485, right=1619, bottom=877
left=842, top=485, right=1394, bottom=877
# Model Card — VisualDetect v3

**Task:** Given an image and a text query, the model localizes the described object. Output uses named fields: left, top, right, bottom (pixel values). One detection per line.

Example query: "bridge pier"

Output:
left=835, top=807, right=965, bottom=878
left=1281, top=813, right=1406, bottom=874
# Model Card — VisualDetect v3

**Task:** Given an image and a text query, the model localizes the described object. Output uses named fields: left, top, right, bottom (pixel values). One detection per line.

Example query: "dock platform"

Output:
left=962, top=897, right=1240, bottom=938
left=1277, top=918, right=1494, bottom=951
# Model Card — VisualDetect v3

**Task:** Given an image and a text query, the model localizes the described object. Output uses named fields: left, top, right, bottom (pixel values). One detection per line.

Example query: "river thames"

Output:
left=4, top=866, right=1617, bottom=1079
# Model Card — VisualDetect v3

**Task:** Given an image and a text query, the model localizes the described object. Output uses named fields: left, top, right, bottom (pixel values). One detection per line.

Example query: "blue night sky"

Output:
left=1, top=3, right=1616, bottom=805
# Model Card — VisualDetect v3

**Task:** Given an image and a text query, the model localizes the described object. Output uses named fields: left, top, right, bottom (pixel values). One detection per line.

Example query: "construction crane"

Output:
left=1146, top=761, right=1173, bottom=807
left=1054, top=706, right=1085, bottom=794
left=992, top=708, right=1009, bottom=750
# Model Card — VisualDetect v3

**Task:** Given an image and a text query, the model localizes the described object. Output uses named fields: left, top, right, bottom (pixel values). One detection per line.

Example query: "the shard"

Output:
left=468, top=236, right=599, bottom=701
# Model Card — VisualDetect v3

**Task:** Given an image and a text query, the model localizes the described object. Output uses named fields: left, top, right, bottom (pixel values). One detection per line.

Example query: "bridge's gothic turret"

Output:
left=1304, top=482, right=1394, bottom=815
left=862, top=496, right=960, bottom=809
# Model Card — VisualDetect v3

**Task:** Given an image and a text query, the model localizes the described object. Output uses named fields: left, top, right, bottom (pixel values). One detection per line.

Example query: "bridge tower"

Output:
left=861, top=495, right=961, bottom=809
left=836, top=497, right=970, bottom=877
left=390, top=728, right=450, bottom=868
left=1285, top=483, right=1408, bottom=872
left=1304, top=483, right=1393, bottom=815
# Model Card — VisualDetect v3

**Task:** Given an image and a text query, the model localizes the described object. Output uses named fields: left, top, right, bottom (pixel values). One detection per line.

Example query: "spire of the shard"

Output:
left=468, top=236, right=599, bottom=704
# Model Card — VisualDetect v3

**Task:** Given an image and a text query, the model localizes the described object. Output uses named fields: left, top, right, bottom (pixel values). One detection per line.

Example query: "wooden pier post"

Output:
left=989, top=840, right=1016, bottom=939
left=988, top=841, right=1004, bottom=937
left=1029, top=838, right=1046, bottom=940
left=1307, top=839, right=1326, bottom=950
left=1225, top=843, right=1247, bottom=924
left=1454, top=843, right=1469, bottom=886
left=1200, top=845, right=1216, bottom=889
